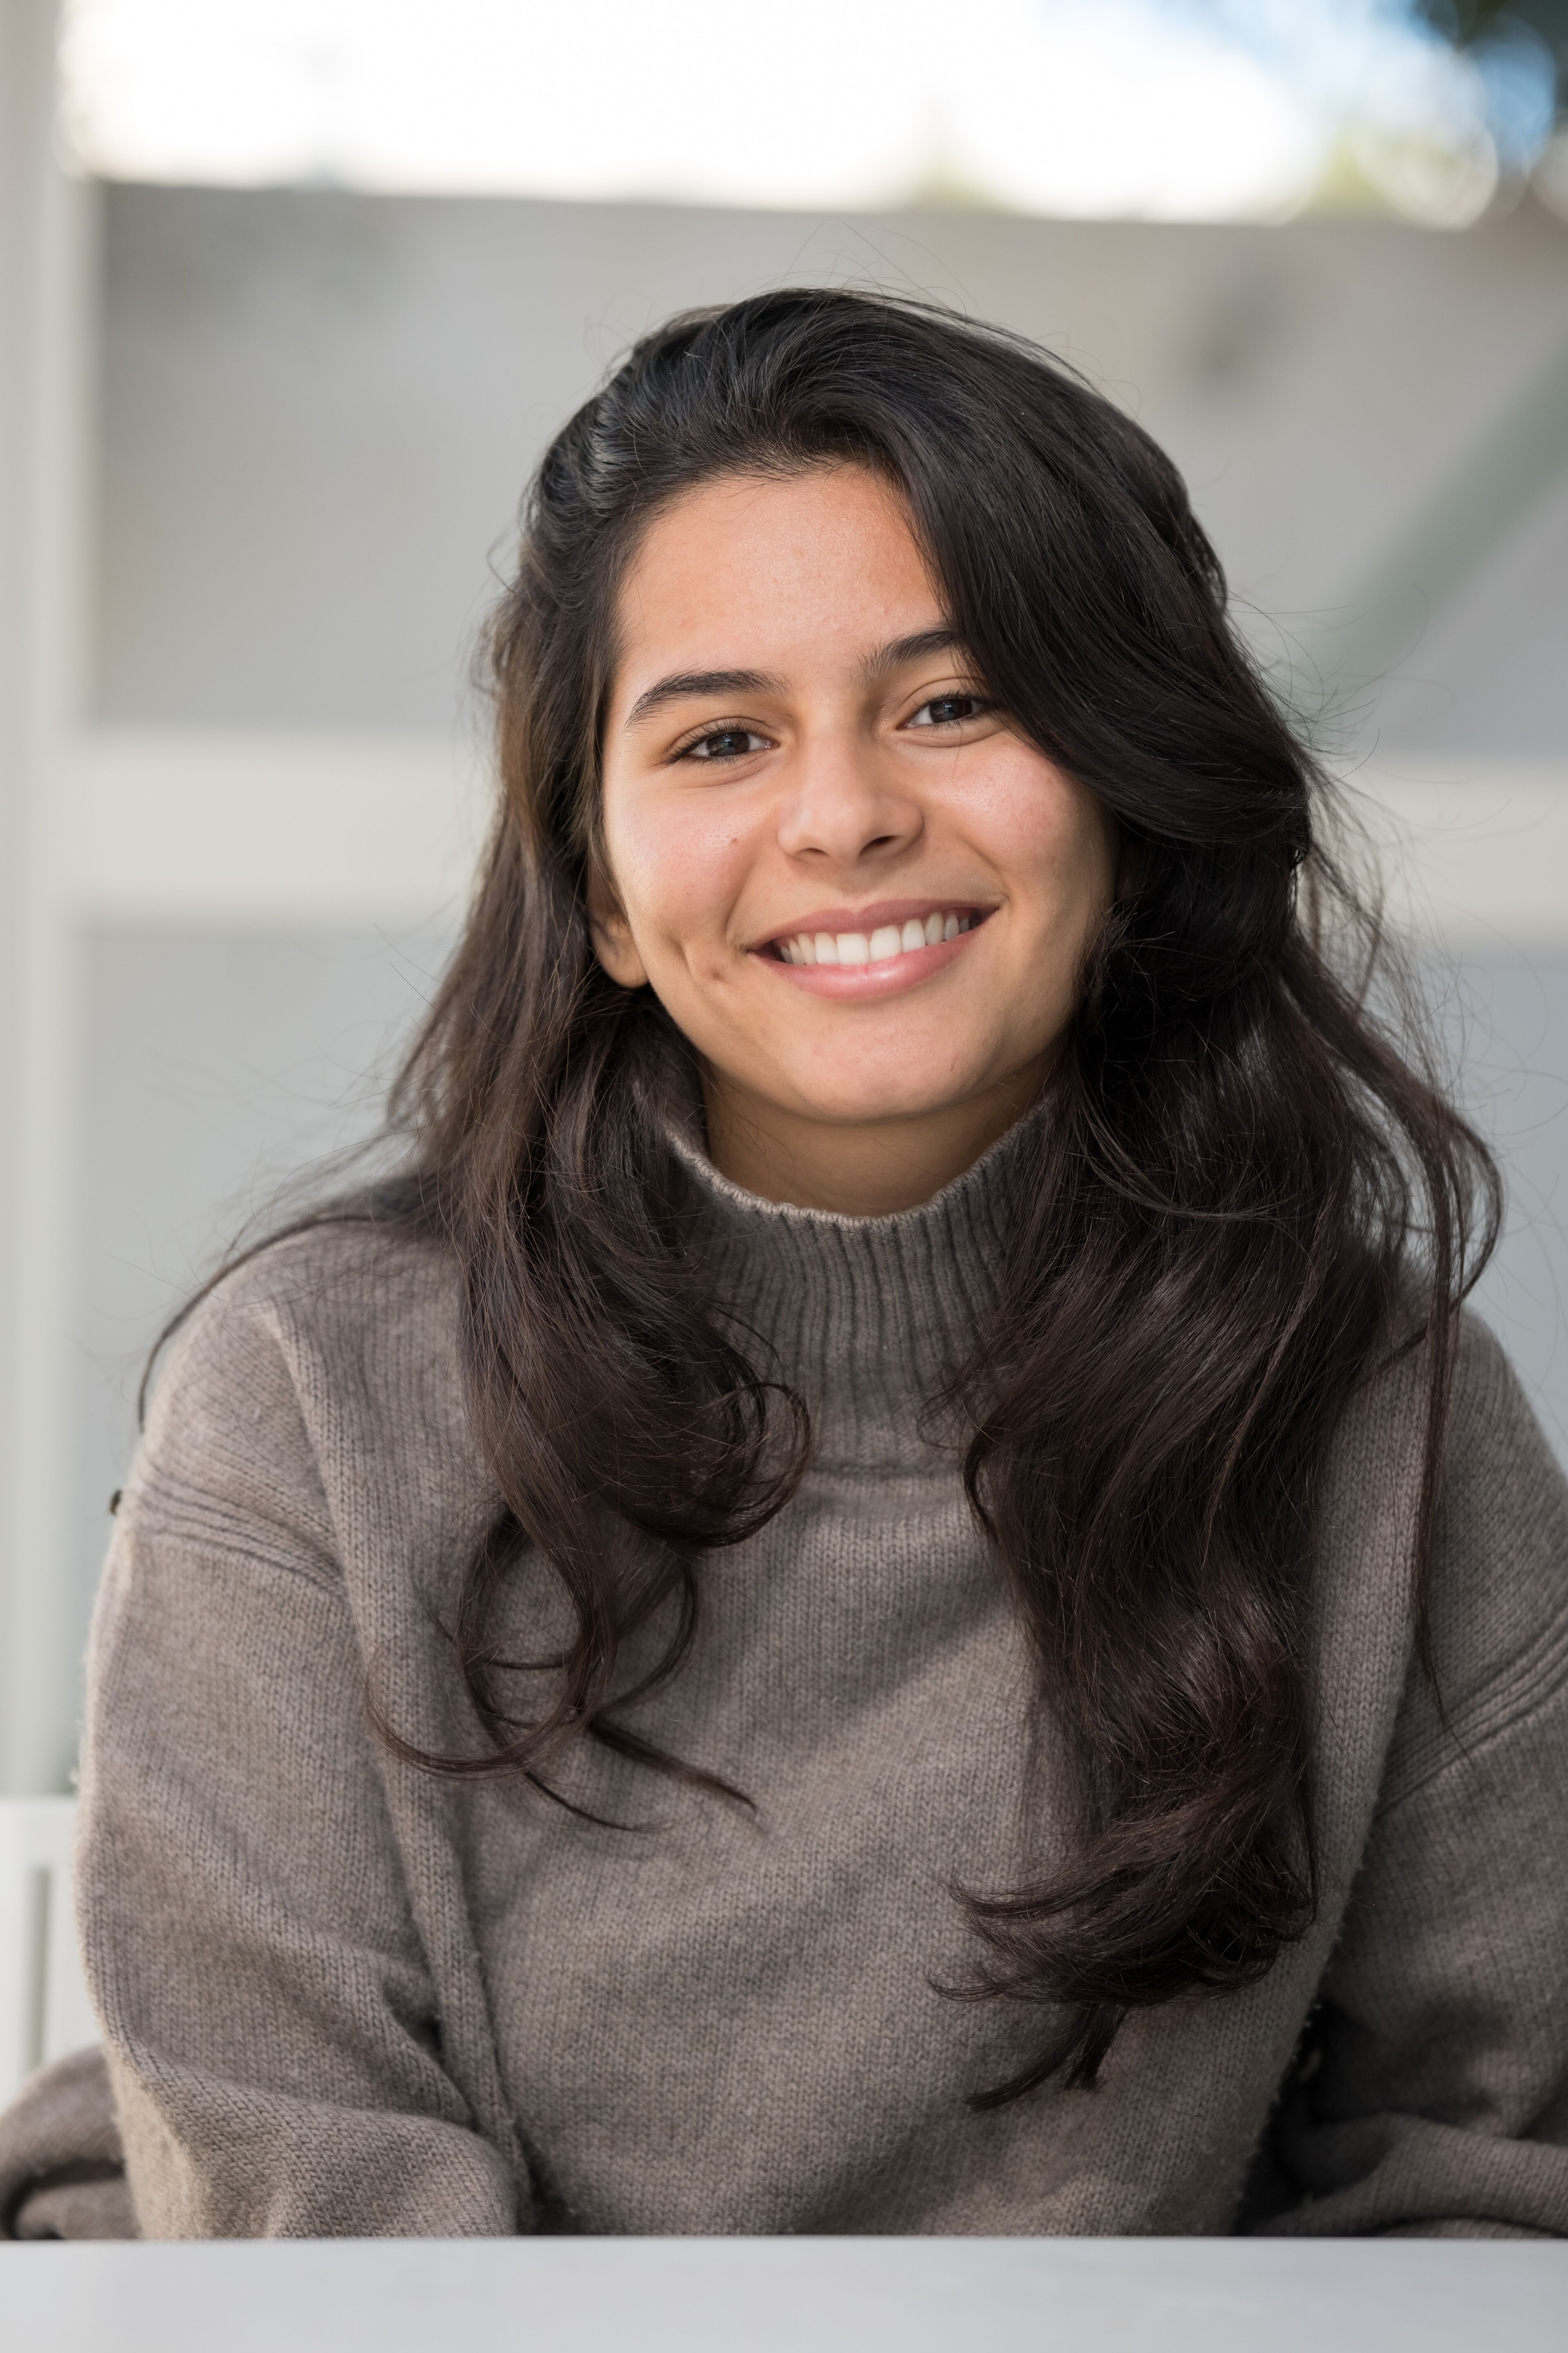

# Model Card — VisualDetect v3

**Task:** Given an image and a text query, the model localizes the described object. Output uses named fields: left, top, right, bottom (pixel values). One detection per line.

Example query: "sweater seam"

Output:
left=119, top=1506, right=347, bottom=1601
left=1373, top=1611, right=1568, bottom=1817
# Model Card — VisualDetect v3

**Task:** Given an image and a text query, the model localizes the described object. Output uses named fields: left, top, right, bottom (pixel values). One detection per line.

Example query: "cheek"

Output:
left=960, top=750, right=1116, bottom=923
left=603, top=788, right=756, bottom=960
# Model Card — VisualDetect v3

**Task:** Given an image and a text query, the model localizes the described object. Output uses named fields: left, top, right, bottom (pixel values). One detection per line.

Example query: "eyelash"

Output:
left=907, top=693, right=992, bottom=729
left=673, top=694, right=992, bottom=764
left=677, top=725, right=772, bottom=763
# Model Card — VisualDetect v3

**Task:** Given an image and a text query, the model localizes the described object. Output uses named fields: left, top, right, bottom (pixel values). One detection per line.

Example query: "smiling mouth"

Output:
left=765, top=908, right=989, bottom=968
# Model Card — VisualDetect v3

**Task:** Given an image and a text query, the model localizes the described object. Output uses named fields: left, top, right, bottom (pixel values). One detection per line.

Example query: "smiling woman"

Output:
left=590, top=467, right=1116, bottom=1211
left=53, top=292, right=1568, bottom=2241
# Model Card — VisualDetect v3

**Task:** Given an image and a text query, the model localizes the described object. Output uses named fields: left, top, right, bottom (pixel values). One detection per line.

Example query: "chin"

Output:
left=786, top=1077, right=989, bottom=1128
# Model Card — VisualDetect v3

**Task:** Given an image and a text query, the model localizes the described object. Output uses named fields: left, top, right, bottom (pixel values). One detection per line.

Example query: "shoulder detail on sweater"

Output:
left=122, top=1221, right=461, bottom=1585
left=1376, top=1309, right=1568, bottom=1814
left=161, top=1218, right=458, bottom=1361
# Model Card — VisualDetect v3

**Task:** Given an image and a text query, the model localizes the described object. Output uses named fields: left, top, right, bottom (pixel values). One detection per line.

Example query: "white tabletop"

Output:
left=1, top=2236, right=1564, bottom=2353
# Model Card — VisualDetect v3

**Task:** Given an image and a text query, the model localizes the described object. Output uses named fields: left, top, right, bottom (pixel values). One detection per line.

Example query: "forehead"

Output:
left=609, top=466, right=940, bottom=698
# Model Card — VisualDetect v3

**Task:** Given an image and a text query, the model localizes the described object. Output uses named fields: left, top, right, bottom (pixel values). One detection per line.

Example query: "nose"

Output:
left=774, top=732, right=923, bottom=868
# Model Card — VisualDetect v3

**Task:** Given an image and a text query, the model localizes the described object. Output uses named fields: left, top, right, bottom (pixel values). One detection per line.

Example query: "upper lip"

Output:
left=751, top=899, right=993, bottom=950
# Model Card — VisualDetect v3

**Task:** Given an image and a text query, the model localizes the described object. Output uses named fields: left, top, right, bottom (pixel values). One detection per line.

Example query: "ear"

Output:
left=586, top=864, right=650, bottom=989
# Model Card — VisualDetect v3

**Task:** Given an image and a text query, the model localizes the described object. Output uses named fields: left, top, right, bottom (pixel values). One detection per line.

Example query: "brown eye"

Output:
left=907, top=694, right=990, bottom=729
left=684, top=726, right=768, bottom=762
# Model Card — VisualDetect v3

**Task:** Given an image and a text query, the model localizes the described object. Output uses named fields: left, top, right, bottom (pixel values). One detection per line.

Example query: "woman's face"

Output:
left=594, top=464, right=1117, bottom=1209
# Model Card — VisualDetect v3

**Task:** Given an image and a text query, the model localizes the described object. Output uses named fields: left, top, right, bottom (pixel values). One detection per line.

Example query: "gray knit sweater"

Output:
left=77, top=1118, right=1568, bottom=2237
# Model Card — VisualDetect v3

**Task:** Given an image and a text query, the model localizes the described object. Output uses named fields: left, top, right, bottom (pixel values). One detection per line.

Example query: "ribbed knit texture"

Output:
left=663, top=1113, right=1016, bottom=1466
left=74, top=1115, right=1568, bottom=2238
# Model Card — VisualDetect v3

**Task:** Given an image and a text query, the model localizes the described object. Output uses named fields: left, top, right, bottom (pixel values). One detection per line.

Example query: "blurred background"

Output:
left=1, top=0, right=1566, bottom=1795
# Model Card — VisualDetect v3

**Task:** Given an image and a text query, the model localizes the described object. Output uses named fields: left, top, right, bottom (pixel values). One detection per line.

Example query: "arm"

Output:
left=1261, top=1322, right=1568, bottom=2237
left=76, top=1264, right=520, bottom=2238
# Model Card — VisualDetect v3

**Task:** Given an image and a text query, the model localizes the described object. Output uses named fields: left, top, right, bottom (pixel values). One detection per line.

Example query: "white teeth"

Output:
left=775, top=911, right=980, bottom=966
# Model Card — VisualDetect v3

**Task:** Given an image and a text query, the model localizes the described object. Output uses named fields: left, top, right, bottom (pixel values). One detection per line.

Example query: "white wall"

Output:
left=94, top=185, right=1568, bottom=732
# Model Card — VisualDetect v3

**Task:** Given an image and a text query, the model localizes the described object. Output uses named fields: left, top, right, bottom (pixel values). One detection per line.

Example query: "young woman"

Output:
left=76, top=291, right=1568, bottom=2238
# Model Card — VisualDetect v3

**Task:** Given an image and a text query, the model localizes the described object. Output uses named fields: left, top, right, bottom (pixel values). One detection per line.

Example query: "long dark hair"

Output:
left=164, top=290, right=1500, bottom=2100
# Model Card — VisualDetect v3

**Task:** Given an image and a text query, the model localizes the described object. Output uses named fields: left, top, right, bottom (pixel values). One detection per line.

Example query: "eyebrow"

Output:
left=621, top=629, right=966, bottom=730
left=624, top=669, right=783, bottom=727
left=860, top=627, right=961, bottom=681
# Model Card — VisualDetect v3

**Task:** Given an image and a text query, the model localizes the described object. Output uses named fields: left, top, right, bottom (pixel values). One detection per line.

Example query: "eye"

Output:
left=678, top=725, right=771, bottom=763
left=905, top=692, right=993, bottom=730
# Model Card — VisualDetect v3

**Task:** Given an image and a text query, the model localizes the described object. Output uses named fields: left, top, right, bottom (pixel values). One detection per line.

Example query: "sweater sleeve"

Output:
left=75, top=1269, right=521, bottom=2239
left=1260, top=1320, right=1568, bottom=2237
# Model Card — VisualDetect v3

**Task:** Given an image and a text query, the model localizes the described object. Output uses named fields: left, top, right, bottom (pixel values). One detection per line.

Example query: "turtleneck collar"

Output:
left=666, top=1107, right=1042, bottom=1470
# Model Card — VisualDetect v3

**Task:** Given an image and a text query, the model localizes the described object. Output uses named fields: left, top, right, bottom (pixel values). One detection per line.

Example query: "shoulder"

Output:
left=151, top=1215, right=459, bottom=1404
left=1445, top=1307, right=1534, bottom=1460
left=1428, top=1311, right=1568, bottom=1733
left=164, top=1212, right=456, bottom=1362
left=1356, top=1309, right=1568, bottom=1807
left=128, top=1218, right=465, bottom=1567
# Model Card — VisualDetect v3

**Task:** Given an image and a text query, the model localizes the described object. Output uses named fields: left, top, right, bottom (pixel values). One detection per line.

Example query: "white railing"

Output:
left=0, top=1796, right=98, bottom=2108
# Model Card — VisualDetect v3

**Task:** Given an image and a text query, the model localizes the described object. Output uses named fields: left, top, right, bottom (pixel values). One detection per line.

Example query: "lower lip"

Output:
left=751, top=923, right=987, bottom=998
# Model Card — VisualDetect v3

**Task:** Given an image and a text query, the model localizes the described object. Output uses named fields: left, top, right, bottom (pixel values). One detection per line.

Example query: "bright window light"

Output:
left=59, top=0, right=1557, bottom=226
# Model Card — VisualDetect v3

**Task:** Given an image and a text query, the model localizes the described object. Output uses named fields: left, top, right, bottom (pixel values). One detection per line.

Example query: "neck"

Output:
left=699, top=1064, right=1044, bottom=1216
